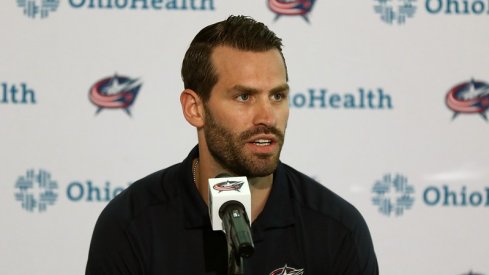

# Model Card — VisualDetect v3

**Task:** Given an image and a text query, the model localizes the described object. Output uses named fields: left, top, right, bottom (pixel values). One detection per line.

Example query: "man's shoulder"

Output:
left=86, top=162, right=190, bottom=273
left=96, top=163, right=181, bottom=226
left=281, top=164, right=379, bottom=274
left=281, top=164, right=366, bottom=231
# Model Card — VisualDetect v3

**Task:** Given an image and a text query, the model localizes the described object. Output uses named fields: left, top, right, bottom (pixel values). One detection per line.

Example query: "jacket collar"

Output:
left=180, top=145, right=211, bottom=229
left=180, top=146, right=296, bottom=233
left=251, top=162, right=296, bottom=241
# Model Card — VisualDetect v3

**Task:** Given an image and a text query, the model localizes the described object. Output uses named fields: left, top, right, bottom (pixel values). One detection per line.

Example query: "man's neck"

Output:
left=248, top=176, right=273, bottom=222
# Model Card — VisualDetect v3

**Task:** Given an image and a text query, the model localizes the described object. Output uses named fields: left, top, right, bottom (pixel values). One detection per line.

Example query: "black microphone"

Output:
left=208, top=173, right=254, bottom=258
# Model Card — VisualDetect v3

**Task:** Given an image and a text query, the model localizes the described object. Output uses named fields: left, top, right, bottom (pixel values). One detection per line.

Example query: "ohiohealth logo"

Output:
left=289, top=88, right=394, bottom=110
left=13, top=168, right=130, bottom=212
left=373, top=0, right=417, bottom=25
left=374, top=0, right=489, bottom=25
left=1, top=82, right=37, bottom=104
left=372, top=173, right=415, bottom=216
left=14, top=169, right=58, bottom=212
left=16, top=0, right=60, bottom=19
left=446, top=79, right=489, bottom=121
left=17, top=0, right=214, bottom=20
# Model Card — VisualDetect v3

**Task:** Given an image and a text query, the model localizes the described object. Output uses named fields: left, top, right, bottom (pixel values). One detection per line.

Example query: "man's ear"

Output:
left=180, top=89, right=205, bottom=128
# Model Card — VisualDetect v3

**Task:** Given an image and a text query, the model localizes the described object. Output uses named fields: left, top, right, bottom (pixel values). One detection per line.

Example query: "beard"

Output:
left=203, top=105, right=285, bottom=177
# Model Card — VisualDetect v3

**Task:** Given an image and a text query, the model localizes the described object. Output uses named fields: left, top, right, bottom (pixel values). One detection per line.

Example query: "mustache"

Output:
left=239, top=125, right=285, bottom=142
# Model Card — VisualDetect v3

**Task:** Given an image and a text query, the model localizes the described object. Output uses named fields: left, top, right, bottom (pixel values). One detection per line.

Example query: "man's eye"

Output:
left=237, top=94, right=250, bottom=101
left=272, top=93, right=285, bottom=101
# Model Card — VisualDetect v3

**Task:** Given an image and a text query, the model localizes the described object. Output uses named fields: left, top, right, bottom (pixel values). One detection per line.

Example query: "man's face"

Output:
left=202, top=46, right=289, bottom=177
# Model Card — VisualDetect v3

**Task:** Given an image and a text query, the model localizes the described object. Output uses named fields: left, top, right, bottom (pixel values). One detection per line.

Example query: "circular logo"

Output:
left=446, top=79, right=489, bottom=120
left=372, top=173, right=415, bottom=216
left=14, top=169, right=58, bottom=212
left=17, top=0, right=60, bottom=19
left=89, top=74, right=143, bottom=116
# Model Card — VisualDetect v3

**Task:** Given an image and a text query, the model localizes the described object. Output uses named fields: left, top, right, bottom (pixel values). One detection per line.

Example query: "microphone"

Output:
left=208, top=174, right=254, bottom=258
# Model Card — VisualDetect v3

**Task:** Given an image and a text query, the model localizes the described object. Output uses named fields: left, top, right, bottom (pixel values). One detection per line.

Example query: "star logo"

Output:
left=446, top=79, right=489, bottom=121
left=269, top=264, right=304, bottom=275
left=213, top=180, right=244, bottom=192
left=89, top=74, right=142, bottom=116
left=268, top=0, right=316, bottom=23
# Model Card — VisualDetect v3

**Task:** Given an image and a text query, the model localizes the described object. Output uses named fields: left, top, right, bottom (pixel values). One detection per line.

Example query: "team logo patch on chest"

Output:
left=269, top=264, right=304, bottom=275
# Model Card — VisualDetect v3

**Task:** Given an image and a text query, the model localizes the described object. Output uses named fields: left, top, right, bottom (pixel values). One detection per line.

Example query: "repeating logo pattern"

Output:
left=446, top=79, right=489, bottom=121
left=268, top=0, right=316, bottom=23
left=16, top=0, right=60, bottom=19
left=14, top=169, right=58, bottom=212
left=89, top=74, right=142, bottom=116
left=372, top=173, right=415, bottom=216
left=373, top=0, right=417, bottom=25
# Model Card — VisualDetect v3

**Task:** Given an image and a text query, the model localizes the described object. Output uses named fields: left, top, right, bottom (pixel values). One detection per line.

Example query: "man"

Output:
left=86, top=15, right=378, bottom=274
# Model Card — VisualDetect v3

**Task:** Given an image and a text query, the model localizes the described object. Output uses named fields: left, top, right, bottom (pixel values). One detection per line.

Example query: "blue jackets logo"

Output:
left=14, top=169, right=58, bottom=212
left=446, top=79, right=489, bottom=121
left=372, top=174, right=415, bottom=216
left=89, top=74, right=142, bottom=116
left=374, top=0, right=417, bottom=25
left=213, top=180, right=244, bottom=192
left=17, top=0, right=60, bottom=19
left=269, top=264, right=304, bottom=275
left=268, top=0, right=316, bottom=23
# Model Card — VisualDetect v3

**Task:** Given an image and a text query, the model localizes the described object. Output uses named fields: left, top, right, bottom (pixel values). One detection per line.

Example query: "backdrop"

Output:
left=1, top=1, right=488, bottom=274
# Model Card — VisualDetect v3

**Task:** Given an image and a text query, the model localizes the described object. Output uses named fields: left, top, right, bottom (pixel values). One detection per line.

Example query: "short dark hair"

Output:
left=181, top=15, right=287, bottom=102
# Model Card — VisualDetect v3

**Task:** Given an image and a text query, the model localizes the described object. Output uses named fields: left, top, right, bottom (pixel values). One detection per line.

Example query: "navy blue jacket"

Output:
left=86, top=146, right=378, bottom=274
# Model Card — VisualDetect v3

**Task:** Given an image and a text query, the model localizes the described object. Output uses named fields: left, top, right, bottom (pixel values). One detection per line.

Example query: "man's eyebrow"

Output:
left=269, top=83, right=290, bottom=94
left=230, top=85, right=259, bottom=94
left=230, top=84, right=290, bottom=94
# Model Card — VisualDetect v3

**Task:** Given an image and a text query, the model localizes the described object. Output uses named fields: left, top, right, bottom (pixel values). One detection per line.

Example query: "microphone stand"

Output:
left=226, top=234, right=245, bottom=275
left=220, top=204, right=254, bottom=275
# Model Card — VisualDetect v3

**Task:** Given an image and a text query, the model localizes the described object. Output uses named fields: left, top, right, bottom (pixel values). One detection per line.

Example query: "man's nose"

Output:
left=252, top=99, right=276, bottom=127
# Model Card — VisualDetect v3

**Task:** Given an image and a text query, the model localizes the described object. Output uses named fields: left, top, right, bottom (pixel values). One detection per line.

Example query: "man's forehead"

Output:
left=208, top=46, right=287, bottom=93
left=210, top=46, right=285, bottom=77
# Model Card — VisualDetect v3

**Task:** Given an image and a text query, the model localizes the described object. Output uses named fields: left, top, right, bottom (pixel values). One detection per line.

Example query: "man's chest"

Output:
left=145, top=225, right=310, bottom=274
